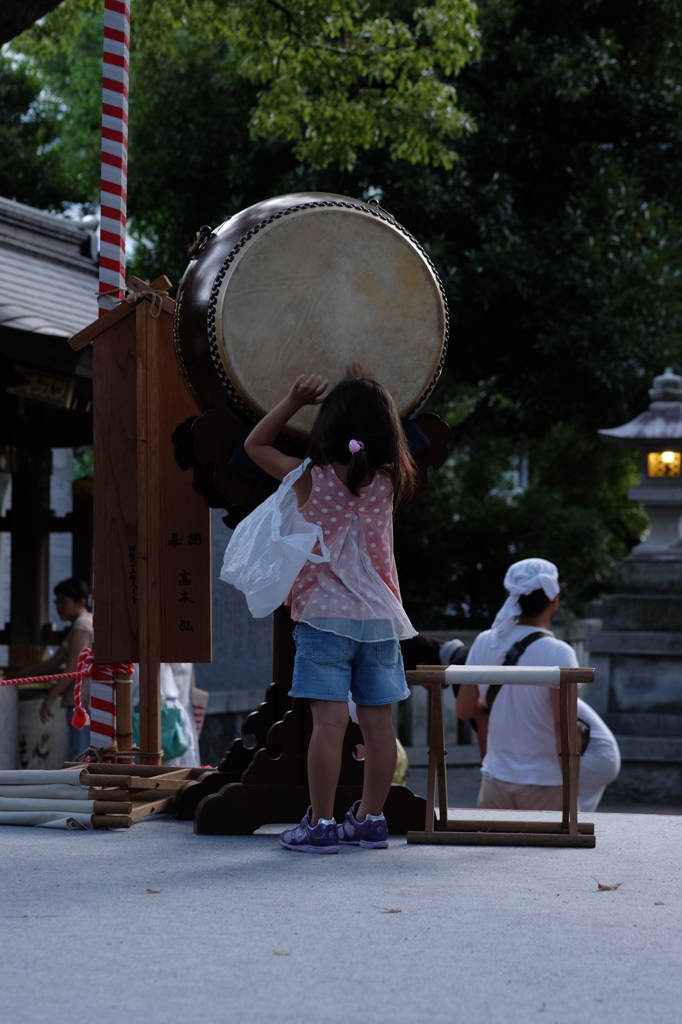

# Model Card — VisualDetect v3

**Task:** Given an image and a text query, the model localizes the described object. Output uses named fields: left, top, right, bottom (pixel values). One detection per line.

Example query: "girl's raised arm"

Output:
left=244, top=374, right=328, bottom=481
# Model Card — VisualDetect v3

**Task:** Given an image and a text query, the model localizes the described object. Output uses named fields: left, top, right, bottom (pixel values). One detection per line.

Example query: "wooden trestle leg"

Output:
left=406, top=665, right=596, bottom=849
left=560, top=679, right=580, bottom=836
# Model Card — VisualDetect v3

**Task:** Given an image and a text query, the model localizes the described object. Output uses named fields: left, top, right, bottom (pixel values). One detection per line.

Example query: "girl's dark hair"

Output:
left=54, top=578, right=92, bottom=610
left=306, top=377, right=417, bottom=504
left=517, top=589, right=552, bottom=618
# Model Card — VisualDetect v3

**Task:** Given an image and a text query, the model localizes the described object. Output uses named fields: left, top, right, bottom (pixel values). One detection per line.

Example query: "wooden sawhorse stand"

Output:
left=405, top=665, right=596, bottom=848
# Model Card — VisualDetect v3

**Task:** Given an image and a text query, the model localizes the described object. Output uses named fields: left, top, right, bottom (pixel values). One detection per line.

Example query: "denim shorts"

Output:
left=289, top=621, right=411, bottom=706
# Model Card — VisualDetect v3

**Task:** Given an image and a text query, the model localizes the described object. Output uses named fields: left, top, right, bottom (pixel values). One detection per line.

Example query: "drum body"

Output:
left=174, top=193, right=448, bottom=438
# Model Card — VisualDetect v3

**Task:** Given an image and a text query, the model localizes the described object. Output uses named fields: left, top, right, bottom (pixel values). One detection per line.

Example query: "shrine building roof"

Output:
left=0, top=195, right=99, bottom=338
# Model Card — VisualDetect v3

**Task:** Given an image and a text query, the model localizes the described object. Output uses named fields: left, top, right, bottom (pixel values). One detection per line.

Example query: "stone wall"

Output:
left=194, top=509, right=275, bottom=764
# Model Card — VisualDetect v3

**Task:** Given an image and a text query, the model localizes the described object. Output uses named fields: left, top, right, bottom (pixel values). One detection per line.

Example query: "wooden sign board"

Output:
left=72, top=291, right=212, bottom=665
left=154, top=303, right=212, bottom=661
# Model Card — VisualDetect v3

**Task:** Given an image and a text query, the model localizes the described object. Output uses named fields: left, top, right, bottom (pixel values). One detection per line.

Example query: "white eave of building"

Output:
left=0, top=195, right=99, bottom=338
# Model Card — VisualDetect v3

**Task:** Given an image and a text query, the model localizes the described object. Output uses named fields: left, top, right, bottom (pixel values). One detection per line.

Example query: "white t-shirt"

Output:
left=467, top=625, right=578, bottom=786
left=576, top=697, right=621, bottom=791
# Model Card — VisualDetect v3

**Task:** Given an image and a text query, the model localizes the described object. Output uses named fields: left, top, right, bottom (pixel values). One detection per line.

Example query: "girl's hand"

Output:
left=346, top=361, right=374, bottom=380
left=244, top=374, right=327, bottom=479
left=289, top=374, right=328, bottom=407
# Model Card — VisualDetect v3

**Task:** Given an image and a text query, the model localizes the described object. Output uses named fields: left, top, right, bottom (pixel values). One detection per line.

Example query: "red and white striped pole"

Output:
left=89, top=663, right=120, bottom=754
left=98, top=0, right=130, bottom=315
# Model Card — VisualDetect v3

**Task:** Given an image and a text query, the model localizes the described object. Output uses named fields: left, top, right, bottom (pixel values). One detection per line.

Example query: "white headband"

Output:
left=489, top=558, right=560, bottom=648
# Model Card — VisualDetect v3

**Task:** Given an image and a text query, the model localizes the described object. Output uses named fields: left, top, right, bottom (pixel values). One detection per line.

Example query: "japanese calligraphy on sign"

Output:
left=89, top=299, right=211, bottom=663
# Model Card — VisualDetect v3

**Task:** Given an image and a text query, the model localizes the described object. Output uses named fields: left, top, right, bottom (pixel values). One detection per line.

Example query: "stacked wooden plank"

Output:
left=60, top=764, right=207, bottom=828
left=0, top=765, right=206, bottom=829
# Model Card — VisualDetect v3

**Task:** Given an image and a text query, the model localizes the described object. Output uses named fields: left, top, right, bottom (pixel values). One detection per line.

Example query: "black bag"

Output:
left=485, top=631, right=591, bottom=755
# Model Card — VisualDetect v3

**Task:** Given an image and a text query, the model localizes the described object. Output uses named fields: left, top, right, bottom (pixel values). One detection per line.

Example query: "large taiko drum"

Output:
left=173, top=193, right=448, bottom=438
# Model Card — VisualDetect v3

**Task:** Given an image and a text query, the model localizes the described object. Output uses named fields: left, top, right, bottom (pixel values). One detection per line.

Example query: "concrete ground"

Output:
left=2, top=788, right=681, bottom=1024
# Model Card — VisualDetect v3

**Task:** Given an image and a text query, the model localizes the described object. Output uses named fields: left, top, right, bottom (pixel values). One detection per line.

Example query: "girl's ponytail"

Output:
left=346, top=439, right=370, bottom=495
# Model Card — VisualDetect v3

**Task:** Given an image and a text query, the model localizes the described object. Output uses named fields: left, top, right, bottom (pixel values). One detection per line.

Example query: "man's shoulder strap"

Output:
left=502, top=631, right=549, bottom=667
left=486, top=631, right=549, bottom=712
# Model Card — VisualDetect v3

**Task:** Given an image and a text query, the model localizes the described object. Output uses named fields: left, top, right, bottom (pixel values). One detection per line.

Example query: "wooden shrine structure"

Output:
left=68, top=277, right=211, bottom=764
left=0, top=197, right=97, bottom=671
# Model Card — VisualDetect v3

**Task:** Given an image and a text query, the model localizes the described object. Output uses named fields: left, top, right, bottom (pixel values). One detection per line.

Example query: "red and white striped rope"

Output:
left=98, top=0, right=131, bottom=315
left=70, top=647, right=95, bottom=726
left=1, top=671, right=78, bottom=686
left=1, top=649, right=134, bottom=736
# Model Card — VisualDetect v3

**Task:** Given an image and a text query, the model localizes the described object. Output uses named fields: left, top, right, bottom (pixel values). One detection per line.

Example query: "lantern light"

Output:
left=647, top=450, right=681, bottom=478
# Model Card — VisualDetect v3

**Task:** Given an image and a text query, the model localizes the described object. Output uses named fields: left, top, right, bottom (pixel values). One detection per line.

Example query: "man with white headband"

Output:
left=456, top=557, right=620, bottom=811
left=488, top=558, right=561, bottom=650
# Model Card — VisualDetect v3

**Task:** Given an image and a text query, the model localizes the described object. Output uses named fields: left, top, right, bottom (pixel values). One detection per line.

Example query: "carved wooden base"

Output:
left=193, top=781, right=428, bottom=836
left=174, top=692, right=428, bottom=834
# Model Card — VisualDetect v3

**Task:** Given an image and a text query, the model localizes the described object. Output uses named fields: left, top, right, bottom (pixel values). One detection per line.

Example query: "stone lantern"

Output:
left=586, top=368, right=682, bottom=804
left=599, top=367, right=682, bottom=558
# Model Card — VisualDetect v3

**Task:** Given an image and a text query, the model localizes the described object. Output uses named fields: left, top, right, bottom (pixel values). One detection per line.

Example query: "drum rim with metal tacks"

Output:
left=174, top=193, right=449, bottom=438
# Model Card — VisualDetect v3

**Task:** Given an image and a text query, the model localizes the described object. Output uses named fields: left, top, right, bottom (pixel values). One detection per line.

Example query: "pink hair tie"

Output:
left=348, top=439, right=364, bottom=454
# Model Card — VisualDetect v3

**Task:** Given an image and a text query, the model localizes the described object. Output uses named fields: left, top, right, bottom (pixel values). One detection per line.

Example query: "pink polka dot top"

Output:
left=286, top=464, right=416, bottom=642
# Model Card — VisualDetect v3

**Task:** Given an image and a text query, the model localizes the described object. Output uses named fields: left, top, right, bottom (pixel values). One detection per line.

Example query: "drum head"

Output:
left=207, top=201, right=447, bottom=437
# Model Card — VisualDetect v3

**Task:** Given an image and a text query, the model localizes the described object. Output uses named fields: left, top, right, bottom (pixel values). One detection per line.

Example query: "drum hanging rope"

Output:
left=96, top=279, right=168, bottom=318
left=187, top=224, right=214, bottom=258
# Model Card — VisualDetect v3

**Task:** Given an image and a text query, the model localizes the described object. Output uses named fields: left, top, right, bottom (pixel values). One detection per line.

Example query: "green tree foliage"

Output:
left=6, top=0, right=682, bottom=627
left=0, top=0, right=63, bottom=47
left=0, top=52, right=91, bottom=209
left=393, top=0, right=682, bottom=627
left=395, top=404, right=647, bottom=627
left=218, top=0, right=478, bottom=169
left=16, top=0, right=479, bottom=167
left=446, top=0, right=682, bottom=434
left=12, top=0, right=478, bottom=282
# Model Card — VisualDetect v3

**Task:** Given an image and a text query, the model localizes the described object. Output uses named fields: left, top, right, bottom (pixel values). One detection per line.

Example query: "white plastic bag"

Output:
left=220, top=460, right=330, bottom=617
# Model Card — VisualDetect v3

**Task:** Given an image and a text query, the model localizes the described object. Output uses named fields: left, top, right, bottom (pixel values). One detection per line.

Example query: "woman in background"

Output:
left=13, top=578, right=94, bottom=760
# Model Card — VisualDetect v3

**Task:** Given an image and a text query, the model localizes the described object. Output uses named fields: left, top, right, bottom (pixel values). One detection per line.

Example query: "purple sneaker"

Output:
left=279, top=807, right=339, bottom=854
left=337, top=801, right=389, bottom=849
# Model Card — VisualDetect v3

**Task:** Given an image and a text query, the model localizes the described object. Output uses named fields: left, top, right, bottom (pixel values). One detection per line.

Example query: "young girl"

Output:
left=243, top=369, right=417, bottom=853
